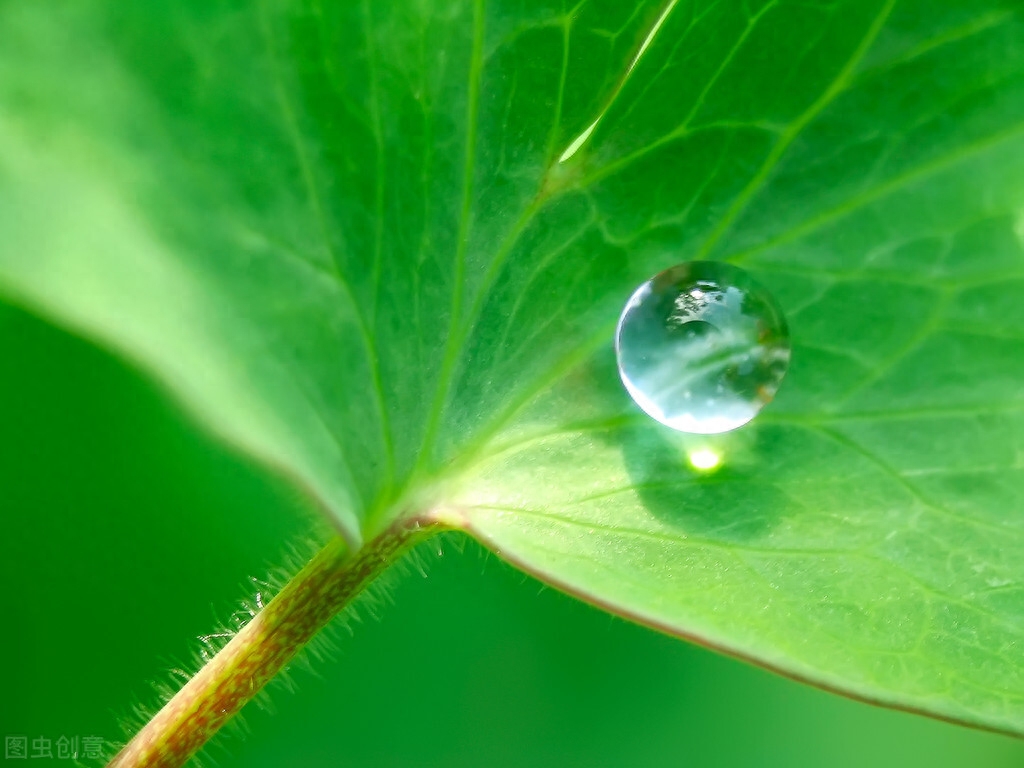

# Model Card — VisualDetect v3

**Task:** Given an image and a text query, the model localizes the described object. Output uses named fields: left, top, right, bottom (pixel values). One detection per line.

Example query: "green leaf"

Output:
left=2, top=0, right=1024, bottom=736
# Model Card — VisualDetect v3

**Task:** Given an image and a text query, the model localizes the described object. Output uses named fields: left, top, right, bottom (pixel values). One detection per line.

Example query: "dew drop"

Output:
left=615, top=261, right=791, bottom=434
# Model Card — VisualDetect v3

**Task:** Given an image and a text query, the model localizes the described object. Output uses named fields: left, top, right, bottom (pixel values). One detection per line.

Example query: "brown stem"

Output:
left=107, top=518, right=433, bottom=768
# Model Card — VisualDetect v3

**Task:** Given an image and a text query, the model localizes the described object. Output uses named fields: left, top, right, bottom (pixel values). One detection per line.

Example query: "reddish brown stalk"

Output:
left=108, top=519, right=431, bottom=768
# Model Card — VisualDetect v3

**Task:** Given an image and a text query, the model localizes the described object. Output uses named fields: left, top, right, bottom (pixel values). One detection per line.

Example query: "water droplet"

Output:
left=615, top=261, right=790, bottom=434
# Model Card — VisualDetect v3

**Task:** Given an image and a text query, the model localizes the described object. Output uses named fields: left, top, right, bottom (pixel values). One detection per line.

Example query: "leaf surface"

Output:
left=1, top=0, right=1024, bottom=733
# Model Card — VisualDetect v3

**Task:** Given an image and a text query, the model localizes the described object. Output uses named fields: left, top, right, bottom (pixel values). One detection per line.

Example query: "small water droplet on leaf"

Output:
left=615, top=261, right=790, bottom=434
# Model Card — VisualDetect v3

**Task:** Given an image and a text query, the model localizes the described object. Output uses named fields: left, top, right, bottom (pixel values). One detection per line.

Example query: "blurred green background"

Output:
left=2, top=298, right=1023, bottom=767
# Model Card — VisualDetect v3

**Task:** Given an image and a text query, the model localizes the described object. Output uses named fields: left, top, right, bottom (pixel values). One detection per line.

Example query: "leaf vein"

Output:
left=693, top=0, right=898, bottom=260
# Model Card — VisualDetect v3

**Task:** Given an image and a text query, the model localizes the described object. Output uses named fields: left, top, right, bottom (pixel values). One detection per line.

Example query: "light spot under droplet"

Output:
left=615, top=260, right=791, bottom=434
left=688, top=448, right=721, bottom=472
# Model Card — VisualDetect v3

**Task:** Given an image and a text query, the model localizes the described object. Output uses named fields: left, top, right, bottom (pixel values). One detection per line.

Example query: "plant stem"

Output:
left=107, top=518, right=433, bottom=768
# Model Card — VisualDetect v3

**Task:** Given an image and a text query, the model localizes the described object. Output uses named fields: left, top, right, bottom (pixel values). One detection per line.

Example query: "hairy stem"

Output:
left=108, top=518, right=434, bottom=768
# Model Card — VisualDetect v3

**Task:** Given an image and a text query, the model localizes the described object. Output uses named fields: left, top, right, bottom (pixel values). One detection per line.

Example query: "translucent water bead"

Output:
left=615, top=261, right=790, bottom=434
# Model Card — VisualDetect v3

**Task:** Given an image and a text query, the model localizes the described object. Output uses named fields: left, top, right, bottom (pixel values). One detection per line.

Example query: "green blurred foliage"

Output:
left=2, top=301, right=1022, bottom=767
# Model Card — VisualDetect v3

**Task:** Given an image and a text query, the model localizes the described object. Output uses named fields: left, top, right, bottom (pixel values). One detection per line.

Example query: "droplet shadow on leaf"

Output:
left=618, top=422, right=790, bottom=543
left=586, top=345, right=789, bottom=543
